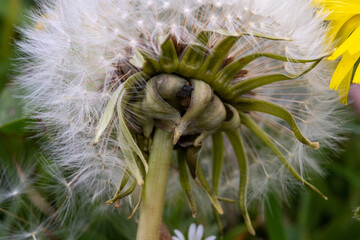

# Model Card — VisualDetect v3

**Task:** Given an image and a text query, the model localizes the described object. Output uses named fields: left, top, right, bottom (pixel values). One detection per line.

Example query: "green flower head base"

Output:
left=95, top=30, right=328, bottom=236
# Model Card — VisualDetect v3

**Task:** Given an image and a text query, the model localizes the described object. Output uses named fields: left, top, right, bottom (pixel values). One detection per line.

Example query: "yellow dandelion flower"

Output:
left=315, top=0, right=360, bottom=104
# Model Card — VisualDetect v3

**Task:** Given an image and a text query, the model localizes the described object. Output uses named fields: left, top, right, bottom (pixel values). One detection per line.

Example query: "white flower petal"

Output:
left=195, top=224, right=204, bottom=240
left=205, top=236, right=216, bottom=240
left=188, top=223, right=196, bottom=240
left=174, top=230, right=186, bottom=240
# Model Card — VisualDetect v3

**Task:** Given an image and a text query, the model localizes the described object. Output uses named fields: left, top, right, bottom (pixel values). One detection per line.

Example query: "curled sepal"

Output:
left=238, top=111, right=327, bottom=200
left=128, top=190, right=142, bottom=219
left=217, top=197, right=237, bottom=204
left=212, top=29, right=293, bottom=41
left=177, top=31, right=211, bottom=77
left=185, top=146, right=223, bottom=214
left=186, top=147, right=224, bottom=214
left=212, top=132, right=224, bottom=194
left=183, top=95, right=226, bottom=138
left=211, top=132, right=225, bottom=235
left=185, top=146, right=201, bottom=179
left=154, top=74, right=189, bottom=109
left=225, top=130, right=255, bottom=236
left=142, top=75, right=182, bottom=124
left=93, top=85, right=122, bottom=145
left=194, top=132, right=211, bottom=147
left=118, top=130, right=144, bottom=186
left=178, top=150, right=197, bottom=217
left=93, top=72, right=148, bottom=185
left=215, top=53, right=327, bottom=91
left=195, top=95, right=226, bottom=131
left=219, top=104, right=241, bottom=131
left=117, top=74, right=150, bottom=181
left=193, top=161, right=224, bottom=215
left=130, top=49, right=160, bottom=76
left=235, top=98, right=319, bottom=149
left=228, top=60, right=321, bottom=98
left=106, top=171, right=137, bottom=205
left=142, top=118, right=154, bottom=139
left=159, top=35, right=179, bottom=73
left=173, top=79, right=213, bottom=144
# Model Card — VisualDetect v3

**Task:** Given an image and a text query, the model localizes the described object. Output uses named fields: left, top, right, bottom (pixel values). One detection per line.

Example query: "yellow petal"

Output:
left=317, top=1, right=360, bottom=20
left=334, top=15, right=360, bottom=45
left=353, top=65, right=360, bottom=84
left=327, top=19, right=351, bottom=43
left=337, top=70, right=352, bottom=105
left=330, top=52, right=360, bottom=90
left=329, top=27, right=360, bottom=60
left=347, top=28, right=360, bottom=56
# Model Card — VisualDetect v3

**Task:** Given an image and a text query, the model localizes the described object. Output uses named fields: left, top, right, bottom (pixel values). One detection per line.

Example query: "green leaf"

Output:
left=0, top=86, right=24, bottom=125
left=0, top=118, right=30, bottom=134
left=328, top=164, right=360, bottom=190
left=265, top=192, right=288, bottom=240
left=223, top=224, right=248, bottom=240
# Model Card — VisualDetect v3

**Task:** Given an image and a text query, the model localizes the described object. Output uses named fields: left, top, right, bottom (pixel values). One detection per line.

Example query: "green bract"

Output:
left=94, top=31, right=328, bottom=235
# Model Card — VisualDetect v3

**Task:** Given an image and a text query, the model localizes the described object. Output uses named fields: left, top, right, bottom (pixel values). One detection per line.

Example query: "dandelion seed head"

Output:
left=16, top=0, right=349, bottom=224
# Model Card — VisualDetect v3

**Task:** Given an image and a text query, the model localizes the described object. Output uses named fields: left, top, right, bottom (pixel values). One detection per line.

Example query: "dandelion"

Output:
left=16, top=0, right=347, bottom=239
left=172, top=223, right=216, bottom=240
left=354, top=206, right=360, bottom=221
left=314, top=0, right=360, bottom=104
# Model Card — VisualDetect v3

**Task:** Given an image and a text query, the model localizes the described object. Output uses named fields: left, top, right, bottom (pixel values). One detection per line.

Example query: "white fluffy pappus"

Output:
left=16, top=0, right=348, bottom=225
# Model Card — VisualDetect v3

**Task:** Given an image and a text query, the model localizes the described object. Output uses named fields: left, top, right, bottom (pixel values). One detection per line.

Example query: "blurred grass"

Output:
left=0, top=1, right=360, bottom=240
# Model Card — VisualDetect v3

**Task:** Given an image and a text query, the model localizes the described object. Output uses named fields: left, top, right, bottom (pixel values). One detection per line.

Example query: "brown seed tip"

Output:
left=311, top=142, right=320, bottom=149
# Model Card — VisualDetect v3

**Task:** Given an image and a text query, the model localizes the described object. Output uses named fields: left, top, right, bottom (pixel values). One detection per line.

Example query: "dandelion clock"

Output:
left=15, top=0, right=347, bottom=239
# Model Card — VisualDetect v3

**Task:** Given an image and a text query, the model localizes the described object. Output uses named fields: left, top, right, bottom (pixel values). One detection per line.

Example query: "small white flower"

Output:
left=173, top=224, right=216, bottom=240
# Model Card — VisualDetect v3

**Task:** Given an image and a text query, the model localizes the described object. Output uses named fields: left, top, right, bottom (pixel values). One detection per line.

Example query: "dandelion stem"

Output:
left=136, top=128, right=174, bottom=240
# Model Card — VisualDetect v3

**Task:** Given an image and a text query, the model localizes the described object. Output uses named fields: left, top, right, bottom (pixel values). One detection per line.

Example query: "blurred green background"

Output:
left=1, top=1, right=359, bottom=239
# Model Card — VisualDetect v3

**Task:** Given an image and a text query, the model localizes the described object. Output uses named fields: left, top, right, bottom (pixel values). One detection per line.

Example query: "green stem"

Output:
left=136, top=128, right=174, bottom=240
